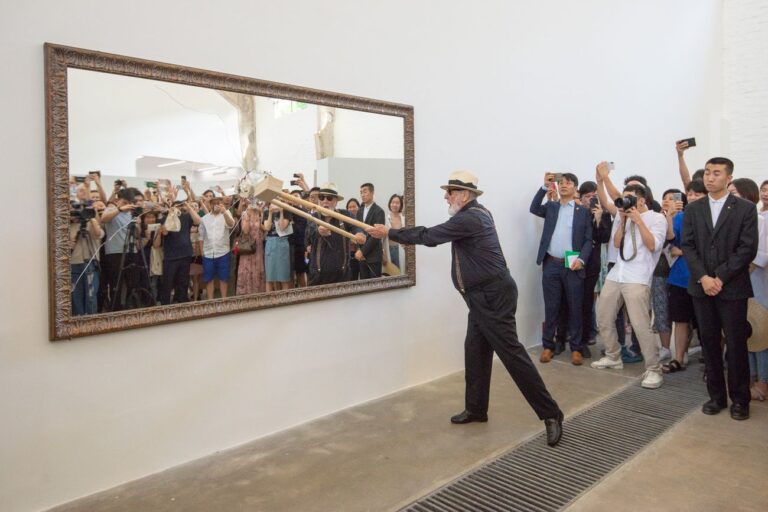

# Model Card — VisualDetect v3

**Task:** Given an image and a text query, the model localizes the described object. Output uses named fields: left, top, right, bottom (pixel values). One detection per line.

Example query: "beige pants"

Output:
left=596, top=279, right=661, bottom=372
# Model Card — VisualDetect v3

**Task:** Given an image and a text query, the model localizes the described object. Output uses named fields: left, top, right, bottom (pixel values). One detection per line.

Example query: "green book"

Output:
left=565, top=251, right=580, bottom=268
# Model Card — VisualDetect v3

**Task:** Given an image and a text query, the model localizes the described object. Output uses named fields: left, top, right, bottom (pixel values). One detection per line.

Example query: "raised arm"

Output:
left=676, top=140, right=692, bottom=188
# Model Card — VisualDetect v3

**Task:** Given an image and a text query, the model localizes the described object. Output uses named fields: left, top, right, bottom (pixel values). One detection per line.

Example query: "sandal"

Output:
left=751, top=382, right=767, bottom=401
left=662, top=359, right=686, bottom=374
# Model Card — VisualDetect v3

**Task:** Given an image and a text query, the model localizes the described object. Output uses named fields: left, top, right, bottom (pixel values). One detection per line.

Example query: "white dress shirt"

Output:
left=198, top=213, right=231, bottom=258
left=709, top=193, right=729, bottom=227
left=606, top=210, right=667, bottom=285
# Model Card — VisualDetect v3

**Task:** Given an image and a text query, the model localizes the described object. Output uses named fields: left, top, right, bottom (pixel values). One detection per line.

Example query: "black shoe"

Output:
left=701, top=400, right=727, bottom=415
left=554, top=340, right=566, bottom=356
left=450, top=410, right=488, bottom=424
left=544, top=412, right=564, bottom=447
left=580, top=346, right=592, bottom=359
left=730, top=403, right=749, bottom=421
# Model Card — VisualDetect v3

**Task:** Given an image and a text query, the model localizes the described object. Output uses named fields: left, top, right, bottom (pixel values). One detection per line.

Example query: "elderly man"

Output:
left=306, top=183, right=366, bottom=286
left=367, top=171, right=563, bottom=446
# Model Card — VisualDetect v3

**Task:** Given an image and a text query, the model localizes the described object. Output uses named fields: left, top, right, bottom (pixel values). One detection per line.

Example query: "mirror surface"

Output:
left=46, top=44, right=414, bottom=339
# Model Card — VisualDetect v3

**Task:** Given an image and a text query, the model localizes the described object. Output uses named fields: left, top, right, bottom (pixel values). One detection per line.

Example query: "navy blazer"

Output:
left=529, top=187, right=593, bottom=268
left=681, top=194, right=758, bottom=300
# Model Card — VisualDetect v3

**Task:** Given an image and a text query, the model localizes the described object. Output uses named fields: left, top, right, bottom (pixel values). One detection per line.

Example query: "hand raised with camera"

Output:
left=596, top=161, right=611, bottom=180
left=676, top=140, right=690, bottom=156
left=591, top=201, right=603, bottom=222
left=118, top=203, right=136, bottom=212
left=626, top=206, right=642, bottom=224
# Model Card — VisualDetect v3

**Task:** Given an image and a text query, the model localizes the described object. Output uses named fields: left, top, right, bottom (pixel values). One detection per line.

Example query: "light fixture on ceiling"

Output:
left=157, top=160, right=187, bottom=168
left=196, top=166, right=220, bottom=172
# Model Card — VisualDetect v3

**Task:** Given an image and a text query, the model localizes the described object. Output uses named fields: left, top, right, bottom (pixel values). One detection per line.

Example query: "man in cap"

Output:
left=306, top=183, right=366, bottom=285
left=366, top=171, right=564, bottom=446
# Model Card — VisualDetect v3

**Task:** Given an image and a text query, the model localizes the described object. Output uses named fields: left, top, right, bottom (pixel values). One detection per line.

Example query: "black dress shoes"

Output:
left=701, top=400, right=727, bottom=415
left=544, top=412, right=564, bottom=447
left=554, top=340, right=566, bottom=356
left=450, top=410, right=488, bottom=424
left=730, top=403, right=749, bottom=421
left=580, top=345, right=592, bottom=359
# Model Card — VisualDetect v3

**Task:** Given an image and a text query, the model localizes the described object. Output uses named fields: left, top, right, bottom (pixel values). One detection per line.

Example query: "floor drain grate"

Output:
left=402, top=367, right=706, bottom=512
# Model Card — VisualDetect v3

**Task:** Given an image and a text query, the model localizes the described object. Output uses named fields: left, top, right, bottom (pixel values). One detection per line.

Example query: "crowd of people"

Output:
left=530, top=140, right=768, bottom=416
left=68, top=172, right=406, bottom=315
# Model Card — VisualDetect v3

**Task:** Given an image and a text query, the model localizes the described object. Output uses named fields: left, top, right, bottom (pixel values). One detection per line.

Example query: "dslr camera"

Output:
left=70, top=200, right=96, bottom=223
left=614, top=195, right=637, bottom=211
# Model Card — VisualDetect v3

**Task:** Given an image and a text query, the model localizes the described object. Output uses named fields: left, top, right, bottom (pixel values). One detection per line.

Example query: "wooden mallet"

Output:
left=253, top=176, right=370, bottom=240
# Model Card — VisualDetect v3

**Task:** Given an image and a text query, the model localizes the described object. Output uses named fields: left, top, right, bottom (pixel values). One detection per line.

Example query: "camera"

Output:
left=290, top=180, right=299, bottom=186
left=614, top=195, right=637, bottom=211
left=131, top=206, right=143, bottom=218
left=70, top=200, right=96, bottom=223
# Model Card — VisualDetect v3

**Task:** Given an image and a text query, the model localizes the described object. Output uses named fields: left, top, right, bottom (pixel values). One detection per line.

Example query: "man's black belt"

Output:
left=461, top=269, right=509, bottom=294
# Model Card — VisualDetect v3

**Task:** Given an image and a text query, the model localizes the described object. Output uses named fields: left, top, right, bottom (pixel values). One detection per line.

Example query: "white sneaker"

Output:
left=659, top=347, right=672, bottom=361
left=641, top=370, right=663, bottom=389
left=591, top=356, right=624, bottom=370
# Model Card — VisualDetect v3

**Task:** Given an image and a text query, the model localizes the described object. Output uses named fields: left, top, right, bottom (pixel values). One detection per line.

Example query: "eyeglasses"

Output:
left=318, top=194, right=336, bottom=201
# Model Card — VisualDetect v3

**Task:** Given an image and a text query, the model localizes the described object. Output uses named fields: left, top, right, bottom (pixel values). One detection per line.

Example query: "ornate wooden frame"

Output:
left=46, top=43, right=416, bottom=341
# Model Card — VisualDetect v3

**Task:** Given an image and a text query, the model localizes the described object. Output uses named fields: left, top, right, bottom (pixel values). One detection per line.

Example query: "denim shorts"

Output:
left=202, top=253, right=230, bottom=283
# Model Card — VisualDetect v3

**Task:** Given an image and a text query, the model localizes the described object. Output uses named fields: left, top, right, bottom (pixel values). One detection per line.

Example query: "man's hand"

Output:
left=676, top=140, right=690, bottom=157
left=596, top=161, right=611, bottom=180
left=570, top=259, right=583, bottom=271
left=353, top=232, right=366, bottom=245
left=366, top=224, right=389, bottom=239
left=592, top=201, right=603, bottom=222
left=354, top=249, right=365, bottom=261
left=318, top=225, right=331, bottom=237
left=544, top=172, right=555, bottom=186
left=118, top=203, right=135, bottom=212
left=670, top=246, right=683, bottom=257
left=626, top=207, right=642, bottom=225
left=701, top=276, right=722, bottom=296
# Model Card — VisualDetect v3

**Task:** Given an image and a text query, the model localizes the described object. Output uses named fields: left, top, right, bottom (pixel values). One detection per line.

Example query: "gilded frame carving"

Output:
left=45, top=43, right=416, bottom=341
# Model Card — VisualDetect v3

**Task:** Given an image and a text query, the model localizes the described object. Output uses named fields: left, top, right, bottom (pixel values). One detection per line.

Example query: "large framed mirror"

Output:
left=46, top=43, right=415, bottom=341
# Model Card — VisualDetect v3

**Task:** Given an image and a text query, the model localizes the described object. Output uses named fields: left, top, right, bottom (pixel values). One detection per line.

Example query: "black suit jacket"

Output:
left=681, top=194, right=758, bottom=299
left=357, top=202, right=385, bottom=262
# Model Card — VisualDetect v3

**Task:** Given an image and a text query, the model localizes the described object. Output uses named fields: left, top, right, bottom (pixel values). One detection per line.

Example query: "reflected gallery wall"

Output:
left=47, top=43, right=415, bottom=340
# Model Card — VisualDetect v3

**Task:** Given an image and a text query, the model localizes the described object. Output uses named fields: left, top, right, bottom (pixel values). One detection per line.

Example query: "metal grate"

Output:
left=402, top=368, right=706, bottom=512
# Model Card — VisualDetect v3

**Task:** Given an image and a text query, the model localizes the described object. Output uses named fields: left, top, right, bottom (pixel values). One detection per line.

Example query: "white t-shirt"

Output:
left=606, top=214, right=622, bottom=264
left=606, top=210, right=667, bottom=286
left=198, top=213, right=231, bottom=259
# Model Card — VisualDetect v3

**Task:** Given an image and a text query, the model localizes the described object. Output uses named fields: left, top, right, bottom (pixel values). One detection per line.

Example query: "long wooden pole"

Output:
left=270, top=199, right=359, bottom=241
left=276, top=190, right=369, bottom=229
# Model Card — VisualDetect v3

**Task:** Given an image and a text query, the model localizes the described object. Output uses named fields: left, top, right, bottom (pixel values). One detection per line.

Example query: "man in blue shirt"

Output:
left=530, top=173, right=593, bottom=365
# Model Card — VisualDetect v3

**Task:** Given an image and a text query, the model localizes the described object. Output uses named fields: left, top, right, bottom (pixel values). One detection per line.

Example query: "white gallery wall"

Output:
left=0, top=1, right=732, bottom=510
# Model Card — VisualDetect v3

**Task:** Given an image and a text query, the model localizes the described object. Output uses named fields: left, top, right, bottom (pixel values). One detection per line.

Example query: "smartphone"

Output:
left=89, top=170, right=101, bottom=177
left=146, top=181, right=157, bottom=189
left=290, top=180, right=299, bottom=186
left=589, top=196, right=599, bottom=209
left=554, top=173, right=563, bottom=183
left=293, top=173, right=301, bottom=178
left=181, top=175, right=187, bottom=182
left=672, top=192, right=682, bottom=201
left=147, top=223, right=160, bottom=232
left=74, top=176, right=86, bottom=183
left=678, top=137, right=696, bottom=148
left=608, top=162, right=615, bottom=170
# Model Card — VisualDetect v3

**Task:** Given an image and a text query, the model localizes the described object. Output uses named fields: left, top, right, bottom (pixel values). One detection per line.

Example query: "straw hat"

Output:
left=440, top=170, right=483, bottom=196
left=747, top=298, right=768, bottom=352
left=318, top=182, right=344, bottom=201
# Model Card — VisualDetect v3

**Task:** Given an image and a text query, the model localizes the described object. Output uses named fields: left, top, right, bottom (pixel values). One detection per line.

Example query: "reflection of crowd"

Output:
left=68, top=172, right=406, bottom=316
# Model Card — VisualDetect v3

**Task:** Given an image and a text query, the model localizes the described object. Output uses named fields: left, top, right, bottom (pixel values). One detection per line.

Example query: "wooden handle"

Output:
left=271, top=199, right=359, bottom=241
left=277, top=190, right=370, bottom=230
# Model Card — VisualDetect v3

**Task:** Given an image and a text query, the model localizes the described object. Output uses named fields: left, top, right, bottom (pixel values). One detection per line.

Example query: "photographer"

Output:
left=159, top=201, right=201, bottom=305
left=70, top=200, right=104, bottom=315
left=592, top=184, right=667, bottom=389
left=99, top=187, right=145, bottom=310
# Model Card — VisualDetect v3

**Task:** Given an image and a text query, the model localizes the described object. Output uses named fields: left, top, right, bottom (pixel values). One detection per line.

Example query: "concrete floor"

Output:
left=50, top=349, right=768, bottom=512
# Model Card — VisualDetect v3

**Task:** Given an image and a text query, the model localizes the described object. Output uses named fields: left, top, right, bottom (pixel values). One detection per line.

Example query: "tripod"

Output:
left=110, top=216, right=155, bottom=311
left=71, top=219, right=100, bottom=316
